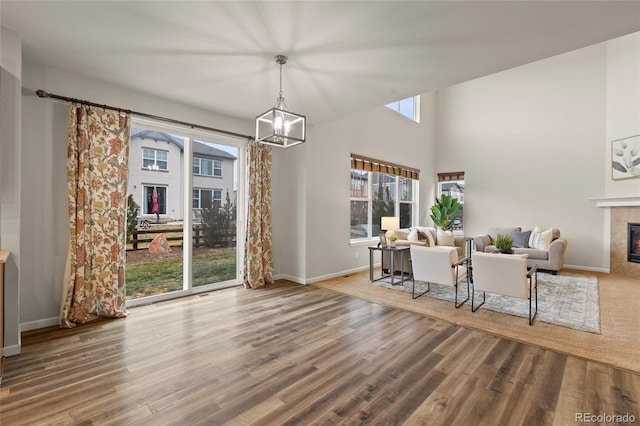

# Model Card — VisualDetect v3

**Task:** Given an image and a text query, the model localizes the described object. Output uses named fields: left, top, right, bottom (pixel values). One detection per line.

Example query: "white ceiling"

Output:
left=2, top=1, right=640, bottom=125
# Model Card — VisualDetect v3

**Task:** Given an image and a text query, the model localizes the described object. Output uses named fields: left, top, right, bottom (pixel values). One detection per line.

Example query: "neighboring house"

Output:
left=127, top=129, right=236, bottom=221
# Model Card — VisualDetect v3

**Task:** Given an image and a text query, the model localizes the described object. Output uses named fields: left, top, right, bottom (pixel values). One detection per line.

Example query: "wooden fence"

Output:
left=128, top=225, right=210, bottom=250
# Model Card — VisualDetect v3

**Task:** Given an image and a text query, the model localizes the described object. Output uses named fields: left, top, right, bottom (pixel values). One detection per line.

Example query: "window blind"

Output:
left=351, top=154, right=420, bottom=180
left=437, top=171, right=465, bottom=182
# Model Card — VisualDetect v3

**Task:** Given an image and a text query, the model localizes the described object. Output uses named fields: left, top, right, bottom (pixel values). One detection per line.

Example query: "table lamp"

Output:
left=381, top=216, right=400, bottom=236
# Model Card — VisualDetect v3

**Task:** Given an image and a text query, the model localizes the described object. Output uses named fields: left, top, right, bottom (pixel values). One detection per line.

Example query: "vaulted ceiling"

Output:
left=3, top=1, right=639, bottom=124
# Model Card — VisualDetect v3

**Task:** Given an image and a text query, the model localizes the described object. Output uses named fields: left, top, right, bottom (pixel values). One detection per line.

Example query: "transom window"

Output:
left=193, top=157, right=222, bottom=177
left=193, top=188, right=222, bottom=209
left=142, top=148, right=168, bottom=171
left=385, top=96, right=420, bottom=122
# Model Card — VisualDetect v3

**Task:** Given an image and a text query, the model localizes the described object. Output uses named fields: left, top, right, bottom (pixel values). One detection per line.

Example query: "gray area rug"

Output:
left=373, top=272, right=601, bottom=334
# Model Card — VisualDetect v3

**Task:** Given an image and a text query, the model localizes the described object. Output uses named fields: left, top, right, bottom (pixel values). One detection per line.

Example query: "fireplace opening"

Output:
left=628, top=223, right=640, bottom=263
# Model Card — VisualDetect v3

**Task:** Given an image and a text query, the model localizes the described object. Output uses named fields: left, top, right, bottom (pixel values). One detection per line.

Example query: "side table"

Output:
left=368, top=245, right=411, bottom=286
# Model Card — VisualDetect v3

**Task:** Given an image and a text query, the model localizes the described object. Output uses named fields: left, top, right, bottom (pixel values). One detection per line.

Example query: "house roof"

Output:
left=131, top=129, right=237, bottom=161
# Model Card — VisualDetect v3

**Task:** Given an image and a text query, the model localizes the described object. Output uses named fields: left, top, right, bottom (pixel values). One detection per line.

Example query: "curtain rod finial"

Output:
left=36, top=89, right=50, bottom=98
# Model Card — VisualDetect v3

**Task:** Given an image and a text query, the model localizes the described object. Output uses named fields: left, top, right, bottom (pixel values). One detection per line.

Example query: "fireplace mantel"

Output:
left=590, top=196, right=640, bottom=207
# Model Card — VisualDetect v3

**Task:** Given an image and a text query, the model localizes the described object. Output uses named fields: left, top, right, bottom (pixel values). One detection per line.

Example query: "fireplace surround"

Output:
left=629, top=223, right=640, bottom=264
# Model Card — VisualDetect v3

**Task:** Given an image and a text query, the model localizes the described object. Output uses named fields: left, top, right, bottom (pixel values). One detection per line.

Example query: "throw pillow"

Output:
left=512, top=230, right=532, bottom=248
left=528, top=226, right=541, bottom=248
left=436, top=228, right=455, bottom=246
left=421, top=230, right=436, bottom=247
left=394, top=229, right=409, bottom=240
left=529, top=227, right=554, bottom=250
left=407, top=229, right=419, bottom=242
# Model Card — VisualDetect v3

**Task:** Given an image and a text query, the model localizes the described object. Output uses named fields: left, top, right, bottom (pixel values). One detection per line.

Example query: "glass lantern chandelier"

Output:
left=256, top=55, right=306, bottom=148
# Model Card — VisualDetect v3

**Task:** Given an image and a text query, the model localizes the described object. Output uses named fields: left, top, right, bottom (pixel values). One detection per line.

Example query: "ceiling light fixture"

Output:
left=256, top=55, right=306, bottom=148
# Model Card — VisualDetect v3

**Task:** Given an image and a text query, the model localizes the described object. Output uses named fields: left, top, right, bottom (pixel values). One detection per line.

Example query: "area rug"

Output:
left=373, top=272, right=601, bottom=334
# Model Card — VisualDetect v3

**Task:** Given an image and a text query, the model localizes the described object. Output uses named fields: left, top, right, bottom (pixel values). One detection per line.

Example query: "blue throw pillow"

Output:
left=513, top=230, right=532, bottom=248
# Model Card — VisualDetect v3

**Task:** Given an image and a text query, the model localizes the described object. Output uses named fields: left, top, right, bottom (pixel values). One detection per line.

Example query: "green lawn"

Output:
left=125, top=249, right=236, bottom=298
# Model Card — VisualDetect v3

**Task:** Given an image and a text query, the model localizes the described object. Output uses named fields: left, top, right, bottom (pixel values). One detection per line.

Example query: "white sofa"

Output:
left=382, top=226, right=466, bottom=274
left=474, top=226, right=567, bottom=274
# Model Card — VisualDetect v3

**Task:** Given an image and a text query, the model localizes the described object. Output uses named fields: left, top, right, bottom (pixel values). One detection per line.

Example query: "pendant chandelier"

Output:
left=256, top=55, right=306, bottom=148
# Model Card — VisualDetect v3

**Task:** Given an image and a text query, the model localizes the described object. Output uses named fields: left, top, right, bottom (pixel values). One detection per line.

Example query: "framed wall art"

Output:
left=612, top=134, right=640, bottom=181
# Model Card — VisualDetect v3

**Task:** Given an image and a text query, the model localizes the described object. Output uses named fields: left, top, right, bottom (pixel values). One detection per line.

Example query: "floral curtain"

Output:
left=61, top=105, right=131, bottom=328
left=244, top=140, right=274, bottom=288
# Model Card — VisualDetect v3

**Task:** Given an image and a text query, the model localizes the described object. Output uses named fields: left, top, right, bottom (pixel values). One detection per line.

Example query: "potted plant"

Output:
left=494, top=232, right=514, bottom=254
left=430, top=194, right=460, bottom=245
left=387, top=234, right=397, bottom=247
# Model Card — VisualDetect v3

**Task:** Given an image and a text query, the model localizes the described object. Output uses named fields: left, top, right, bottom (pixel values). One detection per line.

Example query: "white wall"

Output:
left=1, top=26, right=23, bottom=354
left=605, top=32, right=640, bottom=197
left=272, top=93, right=437, bottom=283
left=435, top=42, right=613, bottom=271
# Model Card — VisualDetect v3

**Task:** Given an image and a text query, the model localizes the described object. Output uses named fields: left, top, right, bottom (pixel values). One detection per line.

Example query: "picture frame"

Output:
left=612, top=134, right=640, bottom=181
left=379, top=232, right=387, bottom=248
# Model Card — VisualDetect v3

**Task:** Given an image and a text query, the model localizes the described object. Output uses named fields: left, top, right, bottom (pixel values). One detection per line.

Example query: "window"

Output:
left=193, top=157, right=222, bottom=177
left=193, top=188, right=222, bottom=209
left=385, top=96, right=420, bottom=122
left=144, top=185, right=167, bottom=215
left=437, top=172, right=465, bottom=232
left=143, top=148, right=168, bottom=171
left=350, top=154, right=419, bottom=241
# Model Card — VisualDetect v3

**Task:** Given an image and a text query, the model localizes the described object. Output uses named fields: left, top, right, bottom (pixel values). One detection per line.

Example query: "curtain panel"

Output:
left=61, top=105, right=131, bottom=328
left=244, top=140, right=274, bottom=289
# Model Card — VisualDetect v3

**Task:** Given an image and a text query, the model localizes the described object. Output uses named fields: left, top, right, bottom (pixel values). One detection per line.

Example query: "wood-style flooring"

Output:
left=1, top=278, right=639, bottom=425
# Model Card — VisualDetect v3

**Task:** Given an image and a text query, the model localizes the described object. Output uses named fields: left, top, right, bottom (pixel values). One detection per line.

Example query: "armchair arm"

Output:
left=453, top=256, right=470, bottom=267
left=474, top=234, right=491, bottom=253
left=547, top=238, right=567, bottom=272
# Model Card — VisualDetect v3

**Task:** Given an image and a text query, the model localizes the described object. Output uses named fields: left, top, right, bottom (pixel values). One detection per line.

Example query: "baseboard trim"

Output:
left=274, top=274, right=306, bottom=284
left=3, top=344, right=21, bottom=357
left=21, top=316, right=59, bottom=332
left=564, top=264, right=609, bottom=273
left=305, top=264, right=372, bottom=284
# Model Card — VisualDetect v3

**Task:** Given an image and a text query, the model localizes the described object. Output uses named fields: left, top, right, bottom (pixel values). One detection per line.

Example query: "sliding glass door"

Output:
left=125, top=120, right=244, bottom=305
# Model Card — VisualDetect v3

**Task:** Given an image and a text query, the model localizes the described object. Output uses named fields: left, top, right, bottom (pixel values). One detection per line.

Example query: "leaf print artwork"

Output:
left=612, top=135, right=640, bottom=180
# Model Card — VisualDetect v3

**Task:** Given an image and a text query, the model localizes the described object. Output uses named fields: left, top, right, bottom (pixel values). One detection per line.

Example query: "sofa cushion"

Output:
left=488, top=226, right=521, bottom=242
left=513, top=247, right=549, bottom=260
left=512, top=230, right=532, bottom=248
left=394, top=229, right=410, bottom=240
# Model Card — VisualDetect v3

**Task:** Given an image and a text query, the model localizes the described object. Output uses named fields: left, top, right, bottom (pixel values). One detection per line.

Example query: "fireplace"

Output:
left=628, top=223, right=640, bottom=263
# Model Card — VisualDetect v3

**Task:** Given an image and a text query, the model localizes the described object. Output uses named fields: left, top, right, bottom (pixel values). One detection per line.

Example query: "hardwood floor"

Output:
left=1, top=279, right=639, bottom=425
left=316, top=268, right=640, bottom=374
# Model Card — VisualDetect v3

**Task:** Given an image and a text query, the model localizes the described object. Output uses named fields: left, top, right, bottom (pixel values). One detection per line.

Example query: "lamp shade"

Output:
left=381, top=216, right=400, bottom=231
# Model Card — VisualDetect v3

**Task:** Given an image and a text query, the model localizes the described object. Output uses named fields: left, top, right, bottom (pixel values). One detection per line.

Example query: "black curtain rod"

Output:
left=36, top=89, right=253, bottom=141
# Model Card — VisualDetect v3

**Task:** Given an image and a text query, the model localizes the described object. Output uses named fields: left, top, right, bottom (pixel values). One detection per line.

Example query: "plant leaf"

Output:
left=612, top=161, right=627, bottom=173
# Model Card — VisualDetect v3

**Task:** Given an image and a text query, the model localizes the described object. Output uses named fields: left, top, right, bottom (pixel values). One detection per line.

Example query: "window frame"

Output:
left=193, top=188, right=223, bottom=209
left=142, top=148, right=168, bottom=171
left=350, top=170, right=417, bottom=243
left=385, top=96, right=420, bottom=122
left=437, top=178, right=464, bottom=234
left=193, top=157, right=223, bottom=177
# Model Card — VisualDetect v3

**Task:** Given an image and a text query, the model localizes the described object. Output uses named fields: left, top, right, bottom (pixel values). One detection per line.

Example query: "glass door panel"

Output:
left=191, top=139, right=238, bottom=288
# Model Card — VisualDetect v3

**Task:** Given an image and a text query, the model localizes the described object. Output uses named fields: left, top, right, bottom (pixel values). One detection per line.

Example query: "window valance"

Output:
left=437, top=171, right=465, bottom=182
left=351, top=154, right=420, bottom=180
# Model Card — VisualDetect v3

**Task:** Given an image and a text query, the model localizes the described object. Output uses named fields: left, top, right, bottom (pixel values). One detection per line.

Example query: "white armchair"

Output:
left=409, top=245, right=470, bottom=307
left=470, top=252, right=538, bottom=325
